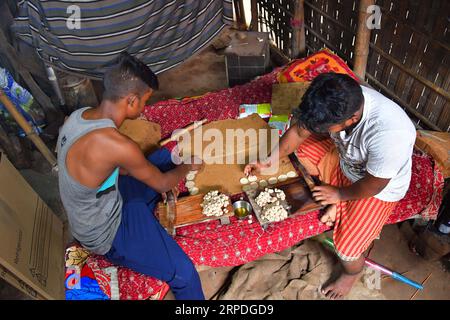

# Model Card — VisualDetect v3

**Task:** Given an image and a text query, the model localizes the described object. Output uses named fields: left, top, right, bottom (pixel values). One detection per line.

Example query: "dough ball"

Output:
left=185, top=181, right=195, bottom=189
left=186, top=172, right=196, bottom=181
left=287, top=171, right=297, bottom=178
left=240, top=177, right=249, bottom=185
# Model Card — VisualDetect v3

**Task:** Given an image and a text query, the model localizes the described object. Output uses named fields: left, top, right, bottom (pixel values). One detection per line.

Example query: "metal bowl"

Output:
left=232, top=200, right=253, bottom=219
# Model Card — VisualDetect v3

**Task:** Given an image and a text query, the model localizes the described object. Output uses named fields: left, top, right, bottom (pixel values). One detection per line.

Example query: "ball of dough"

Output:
left=250, top=182, right=258, bottom=189
left=186, top=172, right=196, bottom=180
left=287, top=171, right=297, bottom=178
left=278, top=174, right=287, bottom=182
left=268, top=177, right=278, bottom=185
left=189, top=187, right=199, bottom=195
left=259, top=180, right=268, bottom=187
left=240, top=177, right=249, bottom=185
left=248, top=175, right=257, bottom=182
left=185, top=181, right=195, bottom=189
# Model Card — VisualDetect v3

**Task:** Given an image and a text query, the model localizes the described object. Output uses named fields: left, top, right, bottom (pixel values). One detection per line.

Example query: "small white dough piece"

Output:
left=259, top=180, right=268, bottom=187
left=240, top=177, right=249, bottom=185
left=186, top=172, right=196, bottom=180
left=185, top=181, right=195, bottom=189
left=189, top=187, right=199, bottom=195
left=242, top=185, right=252, bottom=192
left=278, top=174, right=287, bottom=182
left=248, top=175, right=257, bottom=182
left=287, top=171, right=297, bottom=178
left=250, top=182, right=258, bottom=189
left=268, top=177, right=278, bottom=185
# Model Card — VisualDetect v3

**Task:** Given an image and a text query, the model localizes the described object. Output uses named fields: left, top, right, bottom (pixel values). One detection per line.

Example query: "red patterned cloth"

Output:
left=86, top=254, right=169, bottom=300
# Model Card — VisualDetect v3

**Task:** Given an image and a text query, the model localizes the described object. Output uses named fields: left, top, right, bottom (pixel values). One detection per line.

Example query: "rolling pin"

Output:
left=159, top=118, right=208, bottom=146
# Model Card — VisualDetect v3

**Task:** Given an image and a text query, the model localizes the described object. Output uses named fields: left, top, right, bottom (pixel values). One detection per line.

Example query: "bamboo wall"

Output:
left=253, top=0, right=450, bottom=132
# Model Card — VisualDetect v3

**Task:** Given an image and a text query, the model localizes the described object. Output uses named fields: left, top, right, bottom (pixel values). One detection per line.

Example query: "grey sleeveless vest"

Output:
left=57, top=107, right=122, bottom=255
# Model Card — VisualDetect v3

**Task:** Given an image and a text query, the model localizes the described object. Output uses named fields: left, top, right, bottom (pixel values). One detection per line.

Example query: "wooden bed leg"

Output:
left=166, top=191, right=177, bottom=236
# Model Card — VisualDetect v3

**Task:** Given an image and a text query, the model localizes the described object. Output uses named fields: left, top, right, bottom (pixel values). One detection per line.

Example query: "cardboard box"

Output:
left=0, top=153, right=65, bottom=299
left=224, top=32, right=270, bottom=87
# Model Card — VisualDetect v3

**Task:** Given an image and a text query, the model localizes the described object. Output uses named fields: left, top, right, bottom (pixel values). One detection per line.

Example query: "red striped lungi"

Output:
left=296, top=134, right=398, bottom=261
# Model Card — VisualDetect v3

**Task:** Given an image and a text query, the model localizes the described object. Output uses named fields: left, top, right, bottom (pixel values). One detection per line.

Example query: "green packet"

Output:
left=239, top=103, right=272, bottom=119
left=269, top=114, right=291, bottom=136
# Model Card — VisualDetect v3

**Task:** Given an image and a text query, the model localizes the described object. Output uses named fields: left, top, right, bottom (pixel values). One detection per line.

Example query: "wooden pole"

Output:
left=233, top=0, right=247, bottom=30
left=250, top=0, right=258, bottom=31
left=0, top=88, right=57, bottom=167
left=292, top=0, right=306, bottom=58
left=353, top=0, right=375, bottom=79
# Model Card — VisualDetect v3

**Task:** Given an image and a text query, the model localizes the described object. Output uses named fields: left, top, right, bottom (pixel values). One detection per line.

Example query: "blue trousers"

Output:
left=105, top=149, right=205, bottom=300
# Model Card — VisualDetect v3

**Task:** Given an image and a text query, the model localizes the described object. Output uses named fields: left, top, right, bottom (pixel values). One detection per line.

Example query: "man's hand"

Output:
left=312, top=185, right=342, bottom=206
left=162, top=185, right=179, bottom=203
left=244, top=160, right=271, bottom=176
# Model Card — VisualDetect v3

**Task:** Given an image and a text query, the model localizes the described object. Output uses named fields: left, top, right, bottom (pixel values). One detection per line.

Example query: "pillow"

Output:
left=415, top=130, right=450, bottom=178
left=277, top=48, right=359, bottom=83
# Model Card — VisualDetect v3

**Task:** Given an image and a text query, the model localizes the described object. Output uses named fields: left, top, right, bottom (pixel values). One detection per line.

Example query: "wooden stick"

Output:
left=353, top=0, right=375, bottom=79
left=250, top=0, right=258, bottom=31
left=0, top=88, right=57, bottom=167
left=410, top=272, right=432, bottom=300
left=291, top=0, right=306, bottom=59
left=159, top=119, right=207, bottom=146
left=233, top=0, right=247, bottom=30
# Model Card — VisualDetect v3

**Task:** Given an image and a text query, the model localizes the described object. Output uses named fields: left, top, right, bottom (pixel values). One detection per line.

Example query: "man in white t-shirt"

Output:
left=245, top=72, right=416, bottom=299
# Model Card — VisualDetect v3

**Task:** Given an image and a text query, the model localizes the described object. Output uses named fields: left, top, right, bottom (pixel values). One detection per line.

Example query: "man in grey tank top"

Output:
left=57, top=52, right=204, bottom=300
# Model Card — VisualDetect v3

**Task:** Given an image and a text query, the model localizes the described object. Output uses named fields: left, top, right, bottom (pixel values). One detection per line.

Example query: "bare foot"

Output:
left=321, top=271, right=362, bottom=300
left=320, top=204, right=337, bottom=226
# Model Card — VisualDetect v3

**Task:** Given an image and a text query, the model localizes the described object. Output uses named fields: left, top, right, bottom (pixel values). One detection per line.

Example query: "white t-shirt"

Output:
left=330, top=86, right=416, bottom=202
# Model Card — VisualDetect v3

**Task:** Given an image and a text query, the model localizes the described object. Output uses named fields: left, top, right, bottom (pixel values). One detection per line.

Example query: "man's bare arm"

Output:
left=269, top=125, right=311, bottom=163
left=114, top=138, right=192, bottom=193
left=339, top=174, right=390, bottom=201
left=312, top=173, right=390, bottom=205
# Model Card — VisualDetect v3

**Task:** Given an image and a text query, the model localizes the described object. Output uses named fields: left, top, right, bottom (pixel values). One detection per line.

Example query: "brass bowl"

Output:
left=232, top=200, right=253, bottom=219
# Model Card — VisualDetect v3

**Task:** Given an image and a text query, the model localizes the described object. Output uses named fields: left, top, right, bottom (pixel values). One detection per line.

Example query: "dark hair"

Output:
left=293, top=73, right=363, bottom=133
left=103, top=52, right=159, bottom=101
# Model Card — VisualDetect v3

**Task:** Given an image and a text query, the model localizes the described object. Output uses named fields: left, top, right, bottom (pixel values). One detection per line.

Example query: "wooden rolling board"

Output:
left=156, top=191, right=233, bottom=232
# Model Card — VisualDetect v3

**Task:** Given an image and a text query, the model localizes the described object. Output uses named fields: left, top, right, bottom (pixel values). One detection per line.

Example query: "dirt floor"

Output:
left=1, top=28, right=449, bottom=300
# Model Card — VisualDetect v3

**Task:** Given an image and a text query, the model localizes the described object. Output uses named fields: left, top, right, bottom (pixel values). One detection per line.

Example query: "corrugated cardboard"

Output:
left=0, top=153, right=65, bottom=299
left=271, top=82, right=310, bottom=115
